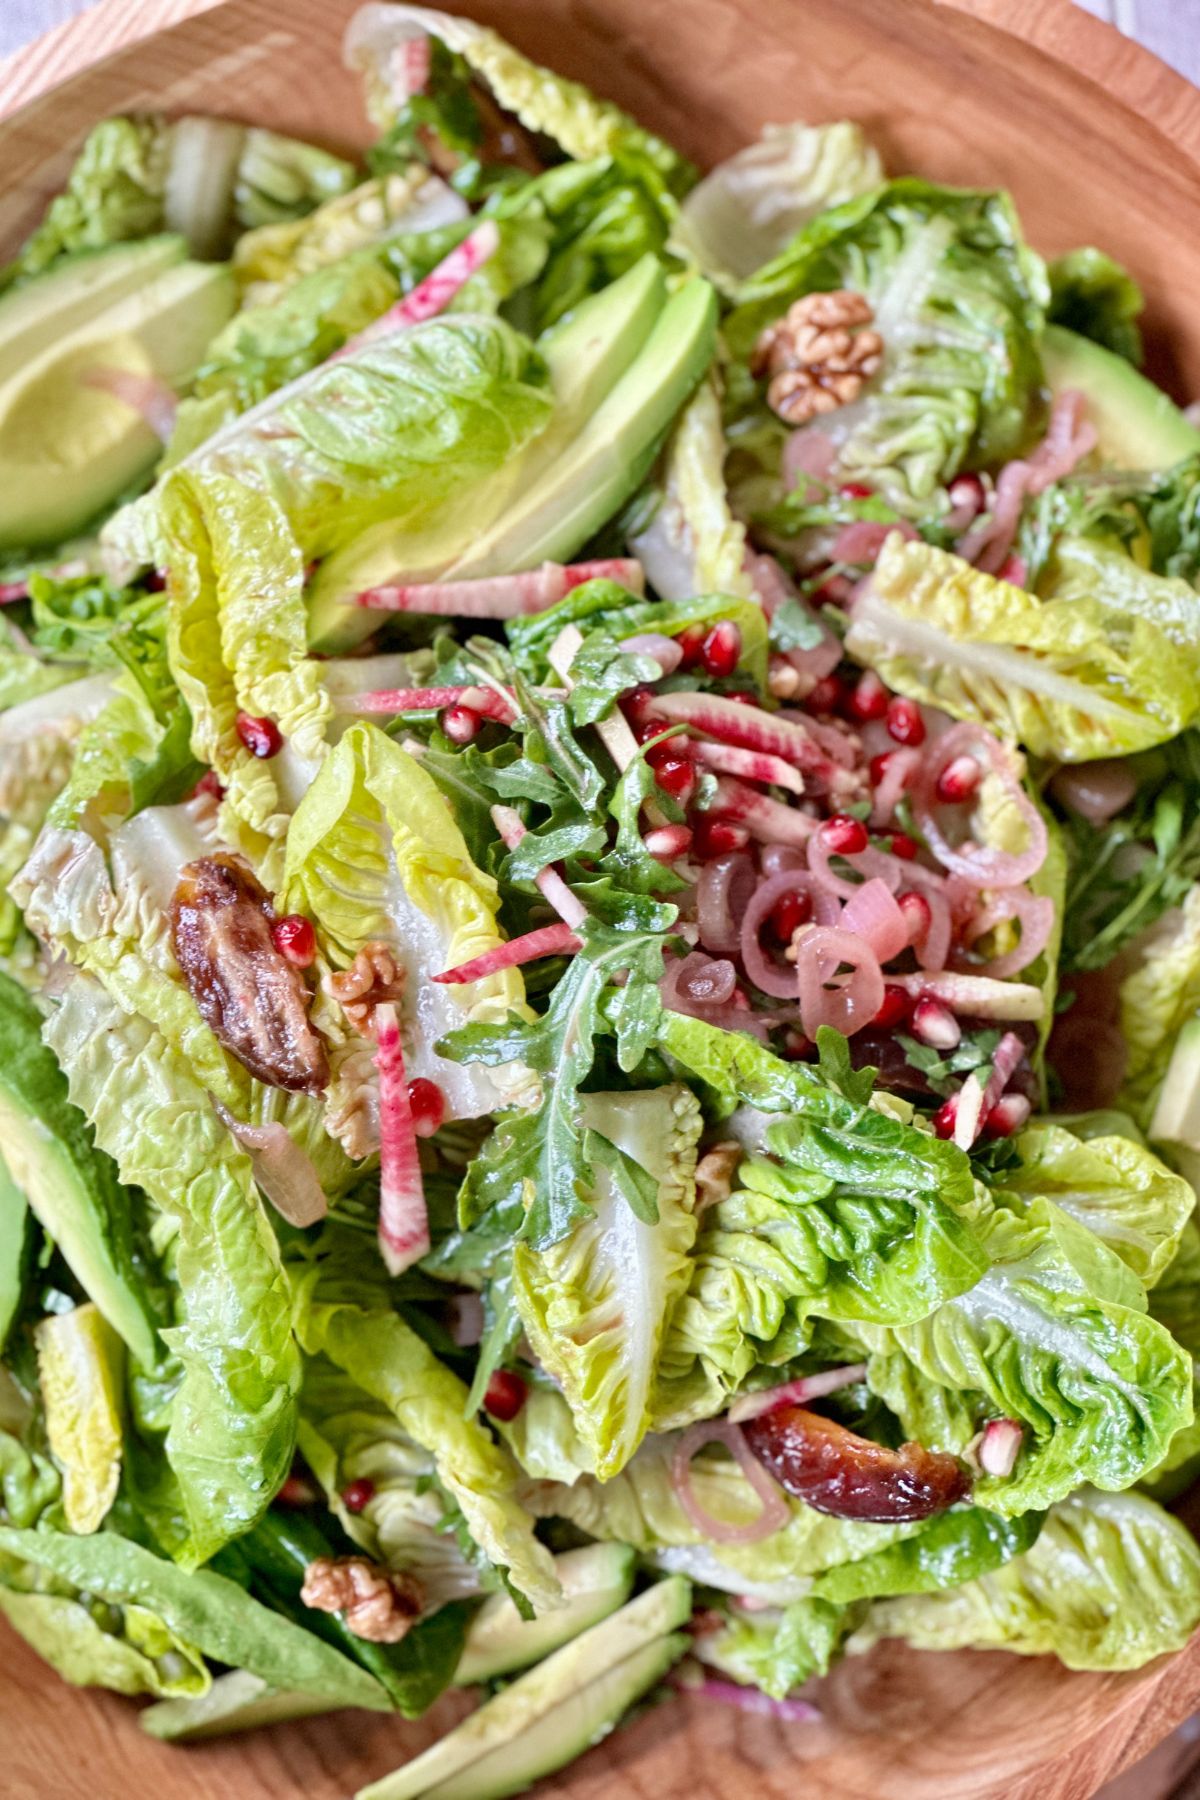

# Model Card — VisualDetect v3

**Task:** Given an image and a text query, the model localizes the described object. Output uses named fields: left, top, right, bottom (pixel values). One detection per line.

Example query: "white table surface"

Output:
left=1, top=0, right=1199, bottom=79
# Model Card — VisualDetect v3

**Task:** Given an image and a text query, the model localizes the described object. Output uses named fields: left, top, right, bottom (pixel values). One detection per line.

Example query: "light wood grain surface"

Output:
left=3, top=2, right=1200, bottom=1799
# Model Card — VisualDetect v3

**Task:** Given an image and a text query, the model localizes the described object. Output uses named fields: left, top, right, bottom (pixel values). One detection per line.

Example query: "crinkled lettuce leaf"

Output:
left=0, top=120, right=167, bottom=286
left=1039, top=534, right=1200, bottom=654
left=1119, top=884, right=1200, bottom=1129
left=1047, top=247, right=1143, bottom=366
left=1142, top=1219, right=1200, bottom=1499
left=675, top=121, right=883, bottom=291
left=35, top=1304, right=124, bottom=1535
left=855, top=1195, right=1193, bottom=1515
left=726, top=181, right=1048, bottom=511
left=0, top=1586, right=208, bottom=1700
left=512, top=1086, right=701, bottom=1479
left=848, top=534, right=1200, bottom=759
left=293, top=1225, right=560, bottom=1613
left=1007, top=1122, right=1194, bottom=1288
left=850, top=1487, right=1200, bottom=1670
left=629, top=379, right=756, bottom=603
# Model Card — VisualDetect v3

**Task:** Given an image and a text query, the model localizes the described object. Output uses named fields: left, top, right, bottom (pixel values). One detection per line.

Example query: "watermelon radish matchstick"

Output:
left=433, top=921, right=582, bottom=983
left=356, top=558, right=645, bottom=617
left=336, top=220, right=501, bottom=357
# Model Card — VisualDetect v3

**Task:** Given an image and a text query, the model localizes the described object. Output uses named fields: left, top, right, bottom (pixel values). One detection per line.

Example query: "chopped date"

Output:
left=742, top=1404, right=970, bottom=1523
left=170, top=855, right=329, bottom=1094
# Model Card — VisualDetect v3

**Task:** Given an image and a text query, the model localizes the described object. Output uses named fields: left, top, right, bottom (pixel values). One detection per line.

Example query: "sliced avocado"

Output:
left=357, top=1577, right=692, bottom=1800
left=0, top=1158, right=32, bottom=1352
left=142, top=1669, right=339, bottom=1741
left=306, top=255, right=670, bottom=652
left=0, top=237, right=186, bottom=391
left=1149, top=1014, right=1200, bottom=1150
left=1043, top=324, right=1200, bottom=470
left=456, top=1544, right=636, bottom=1686
left=0, top=258, right=236, bottom=550
left=0, top=972, right=157, bottom=1366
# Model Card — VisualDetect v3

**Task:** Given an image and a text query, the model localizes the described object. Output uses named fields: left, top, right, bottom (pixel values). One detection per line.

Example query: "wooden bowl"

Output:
left=4, top=2, right=1200, bottom=1796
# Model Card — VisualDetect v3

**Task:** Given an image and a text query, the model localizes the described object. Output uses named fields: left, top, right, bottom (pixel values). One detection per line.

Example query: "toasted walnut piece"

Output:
left=752, top=289, right=883, bottom=426
left=695, top=1141, right=743, bottom=1212
left=327, top=940, right=406, bottom=1035
left=169, top=856, right=329, bottom=1094
left=301, top=1555, right=424, bottom=1644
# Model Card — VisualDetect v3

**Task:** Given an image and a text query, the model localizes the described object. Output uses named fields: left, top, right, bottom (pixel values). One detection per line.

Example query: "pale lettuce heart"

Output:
left=35, top=1304, right=125, bottom=1536
left=629, top=380, right=756, bottom=602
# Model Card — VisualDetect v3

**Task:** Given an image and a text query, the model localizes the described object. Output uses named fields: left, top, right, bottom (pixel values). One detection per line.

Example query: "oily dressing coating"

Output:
left=169, top=854, right=330, bottom=1093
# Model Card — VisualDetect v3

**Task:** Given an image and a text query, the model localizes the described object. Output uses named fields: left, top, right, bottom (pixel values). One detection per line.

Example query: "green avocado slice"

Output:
left=1042, top=324, right=1200, bottom=471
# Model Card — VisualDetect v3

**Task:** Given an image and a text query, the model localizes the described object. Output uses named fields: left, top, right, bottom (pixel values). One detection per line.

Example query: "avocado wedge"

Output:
left=0, top=237, right=186, bottom=391
left=1043, top=324, right=1200, bottom=470
left=455, top=1544, right=636, bottom=1686
left=357, top=1577, right=692, bottom=1800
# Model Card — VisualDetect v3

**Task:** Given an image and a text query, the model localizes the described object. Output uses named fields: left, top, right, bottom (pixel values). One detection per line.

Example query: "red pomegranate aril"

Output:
left=653, top=756, right=697, bottom=805
left=271, top=914, right=317, bottom=968
left=408, top=1077, right=446, bottom=1138
left=846, top=671, right=889, bottom=722
left=932, top=1096, right=959, bottom=1139
left=839, top=481, right=875, bottom=500
left=636, top=718, right=666, bottom=744
left=191, top=768, right=225, bottom=801
left=807, top=673, right=846, bottom=715
left=984, top=1092, right=1032, bottom=1138
left=869, top=751, right=898, bottom=787
left=677, top=625, right=707, bottom=670
left=996, top=553, right=1028, bottom=587
left=341, top=1477, right=376, bottom=1514
left=811, top=572, right=855, bottom=606
left=820, top=814, right=869, bottom=855
left=885, top=697, right=926, bottom=746
left=645, top=824, right=693, bottom=860
left=730, top=987, right=751, bottom=1011
left=236, top=711, right=283, bottom=759
left=936, top=755, right=982, bottom=804
left=890, top=832, right=918, bottom=861
left=484, top=1370, right=527, bottom=1422
left=782, top=1028, right=815, bottom=1061
left=948, top=473, right=987, bottom=519
left=623, top=685, right=657, bottom=728
left=898, top=890, right=932, bottom=944
left=912, top=997, right=962, bottom=1050
left=277, top=1474, right=316, bottom=1507
left=693, top=817, right=751, bottom=858
left=702, top=621, right=743, bottom=679
left=770, top=890, right=812, bottom=943
left=872, top=988, right=911, bottom=1030
left=441, top=704, right=481, bottom=744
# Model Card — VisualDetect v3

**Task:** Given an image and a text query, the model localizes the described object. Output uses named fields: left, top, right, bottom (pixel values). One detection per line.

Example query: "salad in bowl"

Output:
left=3, top=4, right=1200, bottom=1792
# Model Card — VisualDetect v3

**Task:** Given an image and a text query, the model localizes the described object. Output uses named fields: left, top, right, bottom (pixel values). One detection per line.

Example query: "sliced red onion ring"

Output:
left=869, top=747, right=921, bottom=827
left=915, top=883, right=953, bottom=972
left=832, top=518, right=918, bottom=565
left=807, top=832, right=905, bottom=902
left=740, top=870, right=838, bottom=999
left=83, top=365, right=178, bottom=441
left=696, top=852, right=758, bottom=954
left=959, top=891, right=1055, bottom=980
left=728, top=1363, right=869, bottom=1425
left=783, top=427, right=837, bottom=500
left=676, top=1674, right=820, bottom=1724
left=913, top=723, right=1047, bottom=888
left=840, top=878, right=908, bottom=965
left=671, top=1420, right=790, bottom=1545
left=795, top=926, right=885, bottom=1038
left=978, top=1418, right=1023, bottom=1478
left=618, top=630, right=684, bottom=674
left=215, top=1106, right=327, bottom=1227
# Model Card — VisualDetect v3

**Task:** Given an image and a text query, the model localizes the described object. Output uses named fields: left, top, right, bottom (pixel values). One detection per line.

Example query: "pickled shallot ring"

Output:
left=740, top=870, right=837, bottom=999
left=670, top=1419, right=790, bottom=1545
left=913, top=722, right=1047, bottom=887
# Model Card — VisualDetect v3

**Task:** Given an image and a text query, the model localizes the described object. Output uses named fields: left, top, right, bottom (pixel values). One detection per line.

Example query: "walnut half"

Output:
left=327, top=940, right=406, bottom=1036
left=751, top=289, right=883, bottom=425
left=300, top=1555, right=424, bottom=1643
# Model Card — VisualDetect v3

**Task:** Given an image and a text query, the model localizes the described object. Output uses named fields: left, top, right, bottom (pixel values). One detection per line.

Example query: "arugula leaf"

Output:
left=584, top=1127, right=661, bottom=1224
left=896, top=1027, right=1001, bottom=1098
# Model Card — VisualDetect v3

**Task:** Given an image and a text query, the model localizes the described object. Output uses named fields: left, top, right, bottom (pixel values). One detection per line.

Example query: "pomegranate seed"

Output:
left=932, top=1096, right=959, bottom=1139
left=890, top=832, right=918, bottom=861
left=898, top=890, right=932, bottom=943
left=692, top=817, right=751, bottom=858
left=948, top=473, right=986, bottom=520
left=885, top=697, right=926, bottom=746
left=236, top=711, right=283, bottom=759
left=996, top=553, right=1028, bottom=587
left=872, top=987, right=911, bottom=1029
left=869, top=751, right=898, bottom=787
left=839, top=481, right=875, bottom=500
left=277, top=1474, right=316, bottom=1507
left=781, top=1029, right=815, bottom=1061
left=341, top=1477, right=376, bottom=1514
left=677, top=625, right=707, bottom=670
left=701, top=621, right=743, bottom=679
left=936, top=754, right=981, bottom=804
left=192, top=768, right=225, bottom=801
left=441, top=704, right=481, bottom=744
left=408, top=1077, right=445, bottom=1138
left=820, top=814, right=869, bottom=855
left=810, top=572, right=855, bottom=606
left=653, top=756, right=697, bottom=805
left=271, top=914, right=317, bottom=968
left=806, top=673, right=846, bottom=714
left=985, top=1092, right=1032, bottom=1138
left=770, top=889, right=812, bottom=943
left=912, top=997, right=962, bottom=1050
left=645, top=824, right=693, bottom=860
left=846, top=671, right=889, bottom=722
left=636, top=718, right=666, bottom=744
left=623, top=685, right=657, bottom=727
left=484, top=1370, right=527, bottom=1421
left=730, top=987, right=751, bottom=1011
left=146, top=568, right=168, bottom=592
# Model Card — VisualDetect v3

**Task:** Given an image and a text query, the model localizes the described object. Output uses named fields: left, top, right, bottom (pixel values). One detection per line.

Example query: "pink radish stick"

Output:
left=337, top=221, right=501, bottom=357
left=335, top=683, right=518, bottom=724
left=373, top=1001, right=429, bottom=1276
left=491, top=804, right=588, bottom=930
left=433, top=921, right=581, bottom=984
left=357, top=558, right=646, bottom=616
left=644, top=690, right=837, bottom=777
left=704, top=777, right=818, bottom=848
left=0, top=582, right=29, bottom=604
left=691, top=740, right=806, bottom=795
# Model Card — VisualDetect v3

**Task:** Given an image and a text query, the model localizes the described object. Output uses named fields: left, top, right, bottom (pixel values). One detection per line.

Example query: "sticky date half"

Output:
left=742, top=1404, right=970, bottom=1523
left=170, top=855, right=329, bottom=1094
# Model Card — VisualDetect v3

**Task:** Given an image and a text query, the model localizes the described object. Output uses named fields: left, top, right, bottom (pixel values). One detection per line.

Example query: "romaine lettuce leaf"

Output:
left=1047, top=247, right=1143, bottom=365
left=1119, top=884, right=1200, bottom=1128
left=847, top=534, right=1200, bottom=759
left=35, top=1304, right=125, bottom=1535
left=849, top=1487, right=1200, bottom=1670
left=726, top=181, right=1048, bottom=510
left=0, top=1587, right=208, bottom=1700
left=1007, top=1122, right=1194, bottom=1288
left=629, top=379, right=756, bottom=603
left=0, top=120, right=167, bottom=286
left=1142, top=1219, right=1200, bottom=1499
left=675, top=121, right=883, bottom=290
left=512, top=1086, right=702, bottom=1478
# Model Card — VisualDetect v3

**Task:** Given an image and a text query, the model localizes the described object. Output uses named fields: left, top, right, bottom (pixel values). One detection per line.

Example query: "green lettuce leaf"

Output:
left=726, top=180, right=1047, bottom=511
left=1, top=121, right=167, bottom=285
left=850, top=1487, right=1200, bottom=1670
left=1006, top=1122, right=1194, bottom=1287
left=35, top=1304, right=125, bottom=1535
left=293, top=1226, right=560, bottom=1613
left=0, top=1161, right=32, bottom=1352
left=675, top=121, right=883, bottom=291
left=1119, top=884, right=1200, bottom=1129
left=512, top=1086, right=702, bottom=1478
left=0, top=1586, right=208, bottom=1700
left=1142, top=1219, right=1200, bottom=1498
left=1047, top=247, right=1143, bottom=365
left=628, top=379, right=757, bottom=603
left=847, top=534, right=1200, bottom=759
